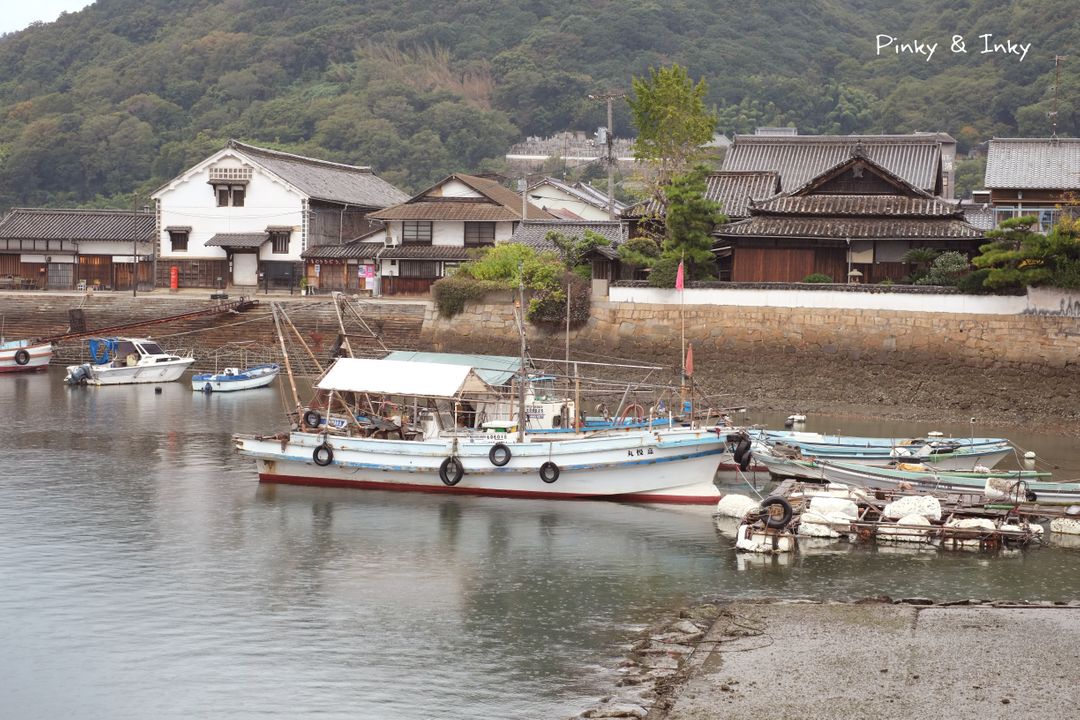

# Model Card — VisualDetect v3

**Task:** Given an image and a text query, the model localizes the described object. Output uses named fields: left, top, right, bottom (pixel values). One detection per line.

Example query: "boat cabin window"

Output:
left=139, top=342, right=166, bottom=355
left=531, top=376, right=557, bottom=400
left=113, top=341, right=139, bottom=358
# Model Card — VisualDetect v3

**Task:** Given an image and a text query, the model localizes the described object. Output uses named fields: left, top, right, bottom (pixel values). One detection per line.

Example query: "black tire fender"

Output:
left=303, top=409, right=322, bottom=429
left=489, top=442, right=512, bottom=467
left=14, top=349, right=30, bottom=366
left=760, top=496, right=793, bottom=529
left=739, top=450, right=752, bottom=472
left=732, top=437, right=752, bottom=465
left=539, top=461, right=560, bottom=484
left=439, top=457, right=464, bottom=486
left=312, top=443, right=334, bottom=467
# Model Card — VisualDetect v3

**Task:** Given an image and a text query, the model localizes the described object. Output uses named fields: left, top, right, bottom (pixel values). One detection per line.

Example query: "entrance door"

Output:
left=233, top=253, right=258, bottom=286
left=47, top=262, right=74, bottom=289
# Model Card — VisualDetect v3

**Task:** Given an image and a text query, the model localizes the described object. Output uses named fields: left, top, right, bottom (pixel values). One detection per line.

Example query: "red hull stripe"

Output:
left=259, top=473, right=719, bottom=504
left=0, top=365, right=49, bottom=373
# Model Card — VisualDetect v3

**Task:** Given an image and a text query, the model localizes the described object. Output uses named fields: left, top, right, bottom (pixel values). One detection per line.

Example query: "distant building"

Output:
left=152, top=140, right=407, bottom=290
left=984, top=137, right=1080, bottom=232
left=526, top=177, right=626, bottom=220
left=505, top=131, right=636, bottom=173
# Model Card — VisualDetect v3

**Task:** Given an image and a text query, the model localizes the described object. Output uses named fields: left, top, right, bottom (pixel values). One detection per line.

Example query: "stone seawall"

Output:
left=420, top=299, right=1080, bottom=430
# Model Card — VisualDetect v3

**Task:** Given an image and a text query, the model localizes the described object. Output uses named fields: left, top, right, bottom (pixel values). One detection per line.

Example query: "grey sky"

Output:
left=0, top=0, right=95, bottom=36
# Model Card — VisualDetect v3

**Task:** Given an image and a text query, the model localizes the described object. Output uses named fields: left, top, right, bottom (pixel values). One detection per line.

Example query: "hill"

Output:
left=0, top=0, right=1075, bottom=210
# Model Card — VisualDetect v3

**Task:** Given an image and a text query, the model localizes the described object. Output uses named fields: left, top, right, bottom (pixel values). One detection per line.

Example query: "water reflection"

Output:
left=1, top=368, right=1078, bottom=719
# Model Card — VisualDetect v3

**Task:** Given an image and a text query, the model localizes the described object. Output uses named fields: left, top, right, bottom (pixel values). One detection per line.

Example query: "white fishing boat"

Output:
left=234, top=357, right=729, bottom=503
left=192, top=363, right=279, bottom=393
left=64, top=337, right=195, bottom=385
left=0, top=338, right=52, bottom=373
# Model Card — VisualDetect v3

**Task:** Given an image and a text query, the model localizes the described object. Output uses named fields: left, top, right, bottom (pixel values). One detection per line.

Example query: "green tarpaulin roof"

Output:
left=383, top=351, right=522, bottom=386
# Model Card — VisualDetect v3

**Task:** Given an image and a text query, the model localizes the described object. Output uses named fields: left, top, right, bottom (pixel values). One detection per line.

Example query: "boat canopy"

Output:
left=382, top=351, right=522, bottom=386
left=316, top=357, right=495, bottom=399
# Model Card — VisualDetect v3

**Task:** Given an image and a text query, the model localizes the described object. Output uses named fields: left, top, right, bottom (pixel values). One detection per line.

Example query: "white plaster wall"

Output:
left=433, top=221, right=463, bottom=246
left=531, top=186, right=611, bottom=220
left=1026, top=286, right=1080, bottom=316
left=156, top=160, right=304, bottom=261
left=434, top=179, right=483, bottom=198
left=609, top=286, right=1030, bottom=315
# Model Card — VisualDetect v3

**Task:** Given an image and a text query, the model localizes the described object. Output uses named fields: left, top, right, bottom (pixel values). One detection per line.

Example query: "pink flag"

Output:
left=685, top=342, right=694, bottom=377
left=675, top=260, right=685, bottom=290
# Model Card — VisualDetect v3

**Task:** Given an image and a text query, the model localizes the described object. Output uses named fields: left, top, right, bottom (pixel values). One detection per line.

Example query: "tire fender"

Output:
left=489, top=442, right=512, bottom=467
left=439, top=457, right=464, bottom=486
left=312, top=443, right=334, bottom=467
left=539, top=461, right=560, bottom=484
left=760, top=496, right=793, bottom=529
left=303, top=409, right=322, bottom=429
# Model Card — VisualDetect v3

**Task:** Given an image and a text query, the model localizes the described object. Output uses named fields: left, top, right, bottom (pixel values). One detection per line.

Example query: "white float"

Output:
left=882, top=495, right=942, bottom=522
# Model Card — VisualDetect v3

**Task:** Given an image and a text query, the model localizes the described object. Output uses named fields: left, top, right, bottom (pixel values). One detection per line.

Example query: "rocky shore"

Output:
left=574, top=598, right=1080, bottom=719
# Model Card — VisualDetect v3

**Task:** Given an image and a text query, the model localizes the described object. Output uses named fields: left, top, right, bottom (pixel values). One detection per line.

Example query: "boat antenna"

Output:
left=517, top=261, right=527, bottom=444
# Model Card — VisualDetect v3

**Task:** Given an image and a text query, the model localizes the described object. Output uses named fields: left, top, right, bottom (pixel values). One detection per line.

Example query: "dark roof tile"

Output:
left=0, top=208, right=154, bottom=241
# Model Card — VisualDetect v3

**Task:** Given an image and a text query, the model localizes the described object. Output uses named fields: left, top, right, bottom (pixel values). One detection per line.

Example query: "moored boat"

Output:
left=65, top=337, right=194, bottom=385
left=0, top=338, right=52, bottom=373
left=192, top=364, right=279, bottom=393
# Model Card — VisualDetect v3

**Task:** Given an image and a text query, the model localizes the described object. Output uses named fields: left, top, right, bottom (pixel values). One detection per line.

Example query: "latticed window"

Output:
left=214, top=185, right=246, bottom=207
left=464, top=222, right=495, bottom=246
left=270, top=231, right=291, bottom=254
left=169, top=230, right=189, bottom=252
left=399, top=260, right=440, bottom=278
left=402, top=221, right=433, bottom=244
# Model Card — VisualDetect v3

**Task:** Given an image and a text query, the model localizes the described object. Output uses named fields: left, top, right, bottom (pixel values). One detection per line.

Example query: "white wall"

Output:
left=531, top=184, right=612, bottom=220
left=385, top=220, right=515, bottom=246
left=155, top=153, right=305, bottom=261
left=609, top=286, right=1031, bottom=315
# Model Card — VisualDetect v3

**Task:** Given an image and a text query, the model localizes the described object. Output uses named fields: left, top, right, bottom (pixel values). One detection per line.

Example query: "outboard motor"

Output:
left=64, top=364, right=90, bottom=385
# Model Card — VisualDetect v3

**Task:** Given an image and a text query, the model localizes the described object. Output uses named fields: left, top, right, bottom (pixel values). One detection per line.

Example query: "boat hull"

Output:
left=0, top=341, right=52, bottom=373
left=237, top=429, right=728, bottom=504
left=69, top=358, right=195, bottom=385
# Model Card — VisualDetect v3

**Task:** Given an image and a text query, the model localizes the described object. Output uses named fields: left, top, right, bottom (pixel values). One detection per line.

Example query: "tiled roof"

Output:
left=302, top=241, right=383, bottom=260
left=205, top=232, right=268, bottom=248
left=509, top=221, right=626, bottom=253
left=0, top=208, right=154, bottom=241
left=717, top=216, right=983, bottom=239
left=984, top=138, right=1080, bottom=189
left=624, top=171, right=780, bottom=218
left=379, top=244, right=477, bottom=260
left=528, top=177, right=626, bottom=213
left=963, top=204, right=996, bottom=231
left=370, top=173, right=555, bottom=222
left=229, top=140, right=409, bottom=207
left=723, top=134, right=950, bottom=193
left=751, top=195, right=962, bottom=217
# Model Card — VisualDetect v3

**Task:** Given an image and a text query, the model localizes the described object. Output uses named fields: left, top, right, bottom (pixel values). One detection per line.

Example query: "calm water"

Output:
left=2, top=368, right=1079, bottom=719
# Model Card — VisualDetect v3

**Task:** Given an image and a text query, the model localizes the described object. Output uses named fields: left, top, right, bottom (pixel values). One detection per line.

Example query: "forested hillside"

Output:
left=0, top=0, right=1075, bottom=210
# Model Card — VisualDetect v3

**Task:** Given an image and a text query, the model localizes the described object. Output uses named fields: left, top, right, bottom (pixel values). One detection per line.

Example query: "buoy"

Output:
left=787, top=413, right=806, bottom=423
left=154, top=387, right=163, bottom=394
left=1024, top=451, right=1036, bottom=460
left=927, top=430, right=943, bottom=437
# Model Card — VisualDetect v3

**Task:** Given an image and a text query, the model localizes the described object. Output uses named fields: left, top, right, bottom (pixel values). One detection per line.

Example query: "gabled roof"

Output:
left=227, top=140, right=409, bottom=207
left=984, top=138, right=1080, bottom=189
left=527, top=177, right=626, bottom=213
left=509, top=221, right=626, bottom=253
left=625, top=171, right=780, bottom=219
left=0, top=208, right=154, bottom=241
left=723, top=133, right=951, bottom=193
left=370, top=174, right=556, bottom=222
left=786, top=152, right=932, bottom=199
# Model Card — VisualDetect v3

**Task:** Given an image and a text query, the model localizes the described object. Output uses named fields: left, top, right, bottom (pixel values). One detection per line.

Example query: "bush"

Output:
left=646, top=255, right=681, bottom=287
left=803, top=273, right=832, bottom=283
left=528, top=272, right=591, bottom=327
left=432, top=276, right=508, bottom=317
left=914, top=251, right=969, bottom=286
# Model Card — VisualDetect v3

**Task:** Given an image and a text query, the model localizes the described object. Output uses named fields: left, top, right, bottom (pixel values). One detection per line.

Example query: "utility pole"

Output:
left=589, top=92, right=625, bottom=221
left=132, top=197, right=139, bottom=297
left=1050, top=55, right=1068, bottom=138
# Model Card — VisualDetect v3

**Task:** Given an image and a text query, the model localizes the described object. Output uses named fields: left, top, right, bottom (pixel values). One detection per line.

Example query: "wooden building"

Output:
left=715, top=152, right=984, bottom=283
left=985, top=137, right=1080, bottom=232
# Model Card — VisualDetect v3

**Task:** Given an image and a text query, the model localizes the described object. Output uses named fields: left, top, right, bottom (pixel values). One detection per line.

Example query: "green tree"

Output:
left=901, top=247, right=941, bottom=283
left=970, top=216, right=1042, bottom=291
left=617, top=236, right=661, bottom=273
left=548, top=229, right=610, bottom=277
left=627, top=64, right=717, bottom=190
left=648, top=166, right=725, bottom=287
left=915, top=251, right=970, bottom=286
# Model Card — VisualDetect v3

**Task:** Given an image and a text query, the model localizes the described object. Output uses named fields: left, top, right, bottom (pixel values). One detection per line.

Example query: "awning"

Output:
left=383, top=351, right=522, bottom=386
left=316, top=358, right=494, bottom=398
left=205, top=232, right=268, bottom=248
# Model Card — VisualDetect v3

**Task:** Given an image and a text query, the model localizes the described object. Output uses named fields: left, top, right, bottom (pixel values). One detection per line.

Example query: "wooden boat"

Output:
left=64, top=337, right=194, bottom=385
left=192, top=364, right=279, bottom=392
left=0, top=338, right=52, bottom=373
left=753, top=429, right=1009, bottom=453
left=756, top=454, right=1080, bottom=505
left=758, top=436, right=1013, bottom=470
left=234, top=357, right=730, bottom=503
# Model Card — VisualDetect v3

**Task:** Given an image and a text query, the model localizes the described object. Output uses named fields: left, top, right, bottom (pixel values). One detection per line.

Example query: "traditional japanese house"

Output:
left=984, top=137, right=1080, bottom=232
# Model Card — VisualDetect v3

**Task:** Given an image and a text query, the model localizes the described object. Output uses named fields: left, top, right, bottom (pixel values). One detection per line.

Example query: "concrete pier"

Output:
left=655, top=600, right=1080, bottom=719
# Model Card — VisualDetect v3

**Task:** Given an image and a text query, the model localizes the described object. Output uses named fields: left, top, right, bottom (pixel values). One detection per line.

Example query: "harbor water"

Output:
left=2, top=368, right=1079, bottom=719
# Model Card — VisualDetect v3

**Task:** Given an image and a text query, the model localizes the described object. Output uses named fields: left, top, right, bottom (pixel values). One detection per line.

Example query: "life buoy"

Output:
left=14, top=349, right=30, bottom=365
left=539, top=461, right=560, bottom=484
left=303, top=409, right=322, bottom=429
left=489, top=442, right=512, bottom=467
left=439, top=457, right=464, bottom=486
left=760, top=496, right=793, bottom=529
left=313, top=443, right=334, bottom=466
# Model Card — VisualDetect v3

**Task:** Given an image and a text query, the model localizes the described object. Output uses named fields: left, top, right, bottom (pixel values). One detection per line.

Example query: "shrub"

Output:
left=803, top=273, right=832, bottom=283
left=646, top=255, right=681, bottom=287
left=915, top=251, right=970, bottom=286
left=528, top=272, right=591, bottom=327
left=432, top=276, right=508, bottom=317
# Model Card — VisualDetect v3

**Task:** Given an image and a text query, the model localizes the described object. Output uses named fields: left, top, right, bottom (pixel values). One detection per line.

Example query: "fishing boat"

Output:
left=756, top=435, right=1013, bottom=470
left=0, top=338, right=52, bottom=373
left=64, top=337, right=195, bottom=385
left=234, top=357, right=730, bottom=503
left=192, top=364, right=279, bottom=393
left=755, top=454, right=1080, bottom=505
left=750, top=429, right=1010, bottom=455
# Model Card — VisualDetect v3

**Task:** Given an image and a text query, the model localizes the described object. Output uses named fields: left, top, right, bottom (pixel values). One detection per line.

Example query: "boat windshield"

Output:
left=113, top=341, right=138, bottom=358
left=530, top=376, right=557, bottom=400
left=139, top=342, right=166, bottom=355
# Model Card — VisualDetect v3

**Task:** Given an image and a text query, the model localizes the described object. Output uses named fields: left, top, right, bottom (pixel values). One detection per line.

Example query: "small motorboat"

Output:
left=0, top=338, right=52, bottom=373
left=192, top=364, right=279, bottom=393
left=65, top=337, right=194, bottom=385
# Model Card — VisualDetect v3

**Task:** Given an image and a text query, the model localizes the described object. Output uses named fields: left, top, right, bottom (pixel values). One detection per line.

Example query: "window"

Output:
left=270, top=231, right=291, bottom=254
left=399, top=260, right=440, bottom=278
left=214, top=185, right=246, bottom=207
left=464, top=222, right=495, bottom=246
left=169, top=230, right=189, bottom=252
left=402, top=221, right=433, bottom=244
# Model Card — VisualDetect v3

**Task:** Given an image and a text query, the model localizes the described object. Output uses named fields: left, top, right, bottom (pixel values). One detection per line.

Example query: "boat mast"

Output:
left=271, top=303, right=302, bottom=419
left=517, top=263, right=527, bottom=444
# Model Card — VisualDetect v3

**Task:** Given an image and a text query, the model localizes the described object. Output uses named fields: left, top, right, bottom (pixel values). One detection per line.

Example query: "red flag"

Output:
left=675, top=260, right=685, bottom=290
left=685, top=342, right=694, bottom=377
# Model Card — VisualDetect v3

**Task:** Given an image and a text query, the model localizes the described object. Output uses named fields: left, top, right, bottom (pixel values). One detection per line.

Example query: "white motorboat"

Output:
left=65, top=337, right=195, bottom=385
left=0, top=338, right=52, bottom=373
left=192, top=363, right=279, bottom=392
left=234, top=357, right=729, bottom=504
